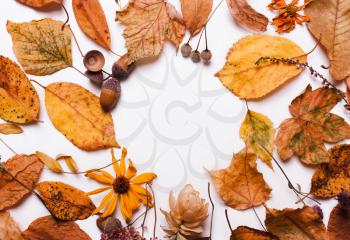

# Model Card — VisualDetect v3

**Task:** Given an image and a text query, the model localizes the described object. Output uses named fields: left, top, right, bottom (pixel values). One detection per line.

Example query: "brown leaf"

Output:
left=116, top=0, right=186, bottom=63
left=231, top=226, right=278, bottom=240
left=209, top=148, right=271, bottom=210
left=226, top=0, right=268, bottom=32
left=180, top=0, right=213, bottom=36
left=305, top=0, right=350, bottom=81
left=311, top=144, right=350, bottom=198
left=17, top=0, right=62, bottom=8
left=0, top=211, right=23, bottom=240
left=328, top=194, right=350, bottom=240
left=0, top=123, right=23, bottom=135
left=0, top=154, right=44, bottom=211
left=265, top=206, right=327, bottom=240
left=0, top=56, right=40, bottom=123
left=22, top=215, right=92, bottom=240
left=72, top=0, right=111, bottom=49
left=276, top=85, right=350, bottom=165
left=36, top=181, right=95, bottom=221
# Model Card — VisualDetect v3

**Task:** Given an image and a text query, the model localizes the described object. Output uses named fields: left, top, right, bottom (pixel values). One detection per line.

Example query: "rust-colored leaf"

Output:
left=328, top=192, right=350, bottom=240
left=231, top=226, right=278, bottom=240
left=0, top=123, right=23, bottom=135
left=0, top=211, right=23, bottom=240
left=16, top=0, right=62, bottom=8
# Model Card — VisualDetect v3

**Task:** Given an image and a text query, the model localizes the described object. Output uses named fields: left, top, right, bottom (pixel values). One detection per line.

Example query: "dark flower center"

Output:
left=113, top=177, right=130, bottom=194
left=286, top=5, right=298, bottom=15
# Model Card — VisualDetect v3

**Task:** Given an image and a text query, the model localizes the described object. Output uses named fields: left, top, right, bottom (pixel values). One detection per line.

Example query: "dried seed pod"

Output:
left=83, top=50, right=105, bottom=72
left=181, top=43, right=192, bottom=58
left=191, top=50, right=201, bottom=63
left=201, top=49, right=212, bottom=65
left=100, top=78, right=121, bottom=111
left=112, top=54, right=135, bottom=80
left=85, top=70, right=104, bottom=86
left=96, top=216, right=122, bottom=233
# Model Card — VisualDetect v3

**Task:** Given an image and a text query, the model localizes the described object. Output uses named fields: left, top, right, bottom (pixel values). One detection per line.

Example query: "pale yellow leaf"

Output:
left=0, top=123, right=23, bottom=135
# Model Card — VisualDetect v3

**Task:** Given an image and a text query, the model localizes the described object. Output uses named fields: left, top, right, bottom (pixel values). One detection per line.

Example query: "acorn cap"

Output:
left=112, top=54, right=135, bottom=80
left=84, top=50, right=105, bottom=72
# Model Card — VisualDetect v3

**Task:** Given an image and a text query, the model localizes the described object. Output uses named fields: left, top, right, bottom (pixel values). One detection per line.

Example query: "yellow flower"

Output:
left=85, top=147, right=157, bottom=221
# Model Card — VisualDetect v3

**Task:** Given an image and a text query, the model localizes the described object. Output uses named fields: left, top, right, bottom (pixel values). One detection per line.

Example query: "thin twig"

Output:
left=68, top=26, right=85, bottom=57
left=141, top=184, right=150, bottom=236
left=0, top=138, right=17, bottom=155
left=148, top=183, right=157, bottom=239
left=70, top=65, right=88, bottom=78
left=60, top=3, right=69, bottom=31
left=207, top=183, right=214, bottom=240
left=224, top=209, right=233, bottom=232
left=252, top=207, right=266, bottom=231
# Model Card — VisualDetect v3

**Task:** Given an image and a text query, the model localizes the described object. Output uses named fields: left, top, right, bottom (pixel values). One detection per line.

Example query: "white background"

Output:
left=0, top=0, right=347, bottom=239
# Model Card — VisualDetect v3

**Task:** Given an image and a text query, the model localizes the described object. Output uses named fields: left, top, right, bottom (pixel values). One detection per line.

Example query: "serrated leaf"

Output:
left=36, top=151, right=63, bottom=173
left=0, top=123, right=23, bottom=135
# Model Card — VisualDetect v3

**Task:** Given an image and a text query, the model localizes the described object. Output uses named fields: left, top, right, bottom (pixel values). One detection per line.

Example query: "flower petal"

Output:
left=120, top=193, right=132, bottom=221
left=131, top=173, right=157, bottom=184
left=85, top=172, right=114, bottom=185
left=102, top=193, right=118, bottom=218
left=120, top=147, right=127, bottom=176
left=126, top=160, right=137, bottom=179
left=92, top=190, right=114, bottom=215
left=130, top=184, right=151, bottom=196
left=96, top=170, right=115, bottom=180
left=128, top=190, right=141, bottom=211
left=87, top=186, right=112, bottom=195
left=111, top=148, right=121, bottom=176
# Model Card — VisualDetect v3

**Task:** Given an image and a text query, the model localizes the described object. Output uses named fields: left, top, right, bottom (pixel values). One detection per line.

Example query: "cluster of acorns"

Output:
left=180, top=43, right=212, bottom=65
left=83, top=50, right=135, bottom=112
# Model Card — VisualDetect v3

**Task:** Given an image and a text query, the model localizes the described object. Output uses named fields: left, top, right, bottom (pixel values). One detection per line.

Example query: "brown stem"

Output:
left=225, top=209, right=233, bottom=232
left=60, top=3, right=69, bottom=31
left=148, top=183, right=157, bottom=239
left=68, top=26, right=85, bottom=58
left=208, top=183, right=214, bottom=240
left=141, top=184, right=149, bottom=236
left=0, top=138, right=18, bottom=155
left=252, top=207, right=267, bottom=231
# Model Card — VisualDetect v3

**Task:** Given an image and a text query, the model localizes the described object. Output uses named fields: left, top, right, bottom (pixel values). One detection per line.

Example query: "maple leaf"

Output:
left=276, top=85, right=350, bottom=165
left=231, top=226, right=278, bottom=240
left=0, top=211, right=23, bottom=240
left=116, top=0, right=186, bottom=64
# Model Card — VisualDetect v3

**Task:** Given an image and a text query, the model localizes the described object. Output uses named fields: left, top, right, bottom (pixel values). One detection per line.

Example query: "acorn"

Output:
left=112, top=54, right=135, bottom=80
left=85, top=70, right=103, bottom=86
left=181, top=43, right=192, bottom=58
left=190, top=50, right=201, bottom=63
left=83, top=50, right=105, bottom=72
left=100, top=78, right=121, bottom=111
left=201, top=49, right=212, bottom=65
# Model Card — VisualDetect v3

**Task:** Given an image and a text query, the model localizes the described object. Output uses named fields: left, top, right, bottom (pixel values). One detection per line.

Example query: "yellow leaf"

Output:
left=0, top=56, right=40, bottom=123
left=36, top=151, right=63, bottom=173
left=231, top=226, right=277, bottom=240
left=56, top=154, right=79, bottom=173
left=0, top=211, right=23, bottom=240
left=45, top=82, right=119, bottom=151
left=240, top=110, right=274, bottom=168
left=17, top=0, right=62, bottom=8
left=215, top=35, right=306, bottom=99
left=116, top=0, right=186, bottom=63
left=6, top=18, right=72, bottom=76
left=0, top=123, right=23, bottom=135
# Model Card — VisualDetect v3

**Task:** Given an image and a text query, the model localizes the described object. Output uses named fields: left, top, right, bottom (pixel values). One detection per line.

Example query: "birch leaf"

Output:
left=231, top=226, right=278, bottom=240
left=45, top=82, right=119, bottom=151
left=0, top=123, right=23, bottom=135
left=0, top=211, right=23, bottom=240
left=35, top=151, right=63, bottom=173
left=116, top=0, right=186, bottom=64
left=16, top=0, right=62, bottom=8
left=6, top=18, right=72, bottom=76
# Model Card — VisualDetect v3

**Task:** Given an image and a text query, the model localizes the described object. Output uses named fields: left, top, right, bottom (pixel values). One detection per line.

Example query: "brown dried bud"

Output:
left=100, top=78, right=121, bottom=111
left=84, top=50, right=105, bottom=72
left=191, top=50, right=201, bottom=63
left=112, top=54, right=135, bottom=80
left=181, top=43, right=192, bottom=58
left=201, top=49, right=212, bottom=65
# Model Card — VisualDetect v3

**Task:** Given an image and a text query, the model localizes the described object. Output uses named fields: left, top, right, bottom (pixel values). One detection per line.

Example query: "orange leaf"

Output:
left=0, top=211, right=23, bottom=240
left=328, top=192, right=350, bottom=240
left=231, top=226, right=278, bottom=240
left=17, top=0, right=62, bottom=8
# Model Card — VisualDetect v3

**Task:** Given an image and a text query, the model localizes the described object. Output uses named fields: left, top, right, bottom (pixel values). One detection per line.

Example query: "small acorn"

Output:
left=190, top=50, right=201, bottom=63
left=84, top=50, right=105, bottom=72
left=112, top=54, right=135, bottom=80
left=201, top=49, right=212, bottom=65
left=181, top=43, right=192, bottom=58
left=100, top=77, right=121, bottom=111
left=85, top=70, right=104, bottom=86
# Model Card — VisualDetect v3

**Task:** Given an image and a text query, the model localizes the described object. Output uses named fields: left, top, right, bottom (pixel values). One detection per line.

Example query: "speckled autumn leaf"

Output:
left=7, top=18, right=72, bottom=76
left=0, top=211, right=23, bottom=240
left=45, top=82, right=119, bottom=151
left=231, top=226, right=278, bottom=240
left=240, top=110, right=274, bottom=168
left=22, top=215, right=92, bottom=240
left=311, top=144, right=350, bottom=198
left=209, top=148, right=271, bottom=210
left=37, top=181, right=95, bottom=221
left=72, top=0, right=111, bottom=49
left=0, top=123, right=23, bottom=135
left=0, top=154, right=44, bottom=211
left=0, top=56, right=39, bottom=123
left=116, top=0, right=186, bottom=64
left=276, top=85, right=350, bottom=165
left=16, top=0, right=62, bottom=8
left=328, top=194, right=350, bottom=240
left=215, top=35, right=306, bottom=99
left=265, top=206, right=327, bottom=240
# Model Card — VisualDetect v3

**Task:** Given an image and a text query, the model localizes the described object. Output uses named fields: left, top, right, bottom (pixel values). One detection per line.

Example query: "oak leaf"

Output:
left=240, top=110, right=274, bottom=168
left=7, top=18, right=72, bottom=76
left=215, top=35, right=306, bottom=99
left=36, top=181, right=95, bottom=221
left=305, top=0, right=350, bottom=81
left=72, top=0, right=111, bottom=49
left=231, top=226, right=278, bottom=240
left=45, top=82, right=119, bottom=151
left=180, top=0, right=213, bottom=36
left=209, top=148, right=271, bottom=210
left=327, top=193, right=350, bottom=240
left=0, top=154, right=44, bottom=211
left=311, top=144, right=350, bottom=198
left=265, top=206, right=327, bottom=240
left=116, top=0, right=186, bottom=64
left=16, top=0, right=62, bottom=8
left=0, top=56, right=40, bottom=123
left=22, top=215, right=92, bottom=240
left=0, top=211, right=23, bottom=240
left=0, top=123, right=23, bottom=135
left=226, top=0, right=268, bottom=32
left=276, top=85, right=350, bottom=165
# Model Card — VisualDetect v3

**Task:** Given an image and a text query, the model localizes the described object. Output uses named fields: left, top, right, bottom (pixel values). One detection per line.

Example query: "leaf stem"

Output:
left=0, top=138, right=17, bottom=155
left=148, top=183, right=157, bottom=239
left=141, top=184, right=150, bottom=236
left=208, top=182, right=214, bottom=240
left=60, top=3, right=70, bottom=31
left=252, top=207, right=267, bottom=231
left=68, top=26, right=85, bottom=58
left=224, top=209, right=233, bottom=232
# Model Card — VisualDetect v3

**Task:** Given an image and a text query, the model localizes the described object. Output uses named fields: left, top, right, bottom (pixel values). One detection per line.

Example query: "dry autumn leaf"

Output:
left=327, top=192, right=350, bottom=240
left=16, top=0, right=61, bottom=8
left=0, top=56, right=40, bottom=124
left=276, top=85, right=350, bottom=165
left=215, top=35, right=306, bottom=99
left=22, top=215, right=92, bottom=240
left=35, top=151, right=63, bottom=173
left=36, top=181, right=95, bottom=221
left=240, top=110, right=274, bottom=168
left=0, top=211, right=23, bottom=240
left=226, top=0, right=268, bottom=32
left=7, top=18, right=72, bottom=76
left=72, top=0, right=111, bottom=49
left=231, top=226, right=278, bottom=240
left=45, top=82, right=119, bottom=151
left=0, top=154, right=44, bottom=211
left=265, top=206, right=327, bottom=240
left=305, top=0, right=350, bottom=81
left=311, top=144, right=350, bottom=198
left=116, top=0, right=186, bottom=64
left=180, top=0, right=213, bottom=36
left=209, top=148, right=271, bottom=210
left=0, top=123, right=23, bottom=135
left=56, top=154, right=78, bottom=173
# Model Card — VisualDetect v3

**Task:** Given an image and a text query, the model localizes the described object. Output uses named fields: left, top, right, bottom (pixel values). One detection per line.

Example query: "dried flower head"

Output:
left=100, top=226, right=144, bottom=240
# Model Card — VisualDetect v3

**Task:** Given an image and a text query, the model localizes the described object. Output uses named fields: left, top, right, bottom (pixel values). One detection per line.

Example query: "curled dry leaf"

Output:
left=72, top=0, right=111, bottom=49
left=36, top=181, right=95, bottom=221
left=0, top=123, right=23, bottom=135
left=226, top=0, right=268, bottom=32
left=240, top=110, right=274, bottom=168
left=35, top=151, right=63, bottom=173
left=0, top=154, right=44, bottom=211
left=311, top=144, right=350, bottom=198
left=0, top=211, right=23, bottom=240
left=45, top=82, right=119, bottom=151
left=16, top=0, right=62, bottom=8
left=231, top=226, right=278, bottom=240
left=0, top=56, right=40, bottom=123
left=215, top=35, right=306, bottom=99
left=116, top=0, right=186, bottom=64
left=305, top=0, right=350, bottom=81
left=180, top=0, right=213, bottom=36
left=265, top=206, right=327, bottom=240
left=276, top=85, right=350, bottom=165
left=7, top=18, right=72, bottom=76
left=209, top=148, right=271, bottom=210
left=22, top=215, right=92, bottom=240
left=56, top=154, right=78, bottom=173
left=328, top=192, right=350, bottom=240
